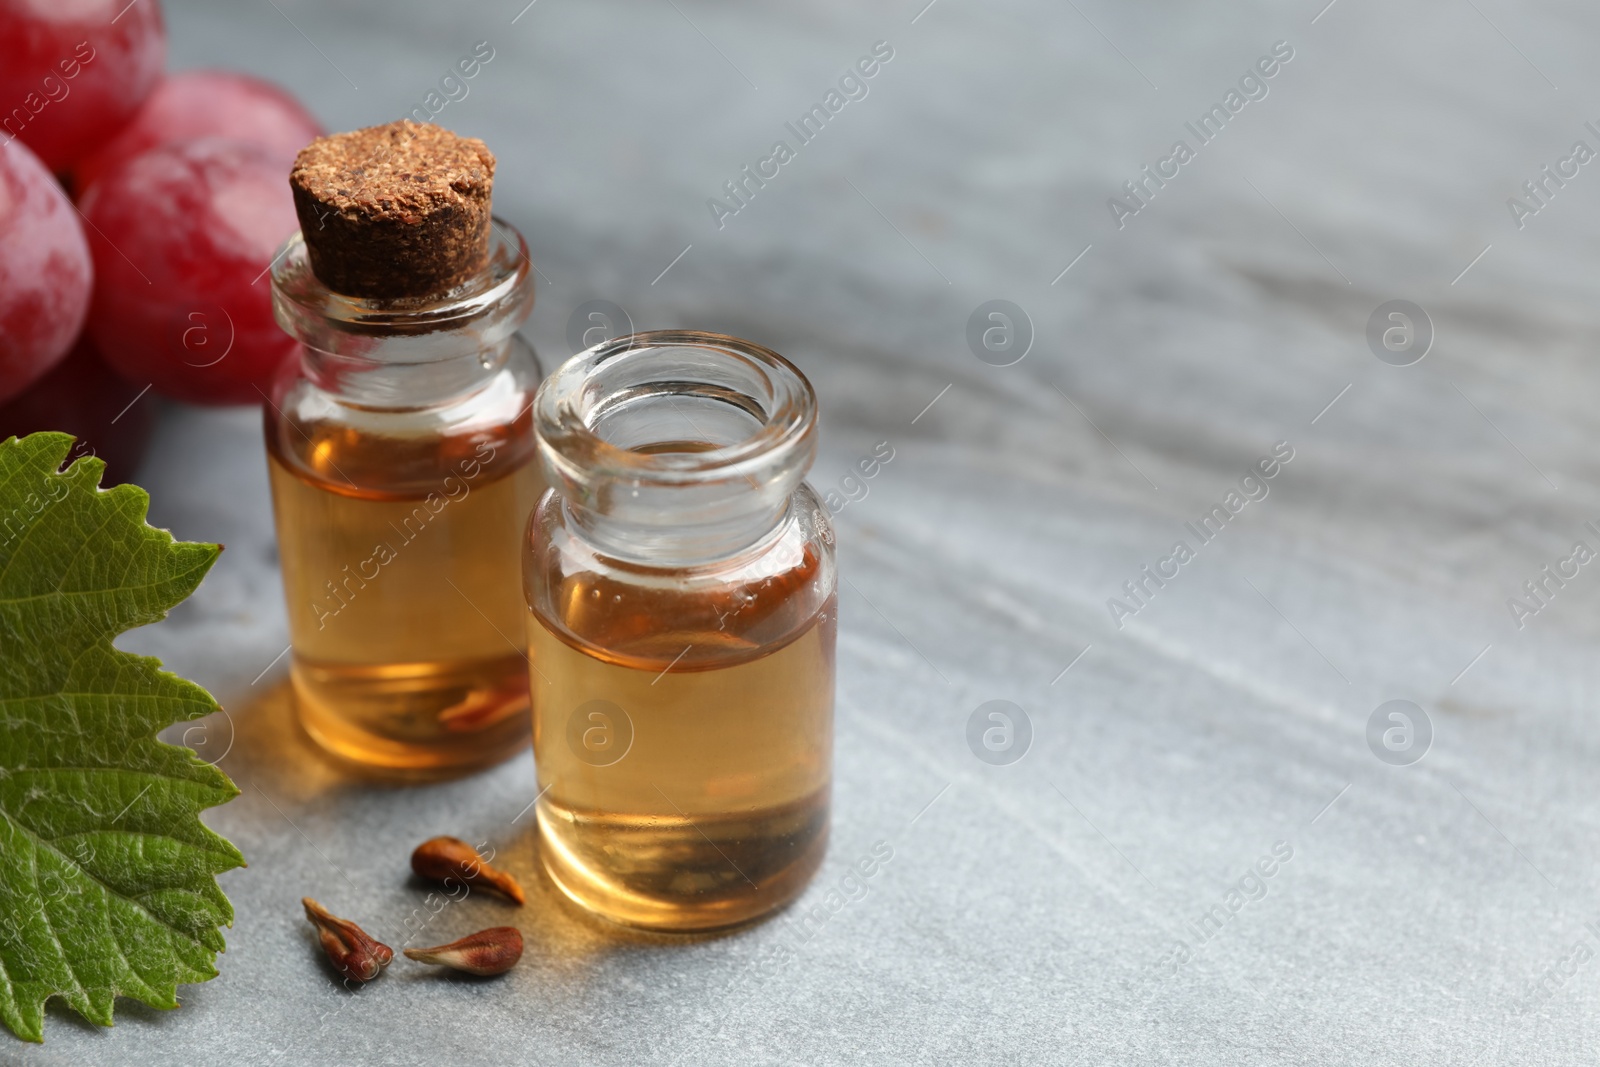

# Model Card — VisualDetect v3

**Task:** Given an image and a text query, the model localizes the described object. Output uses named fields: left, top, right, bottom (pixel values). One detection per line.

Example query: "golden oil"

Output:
left=530, top=586, right=835, bottom=931
left=267, top=422, right=541, bottom=775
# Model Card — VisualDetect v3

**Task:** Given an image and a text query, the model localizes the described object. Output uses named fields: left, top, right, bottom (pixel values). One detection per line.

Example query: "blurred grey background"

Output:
left=41, top=0, right=1600, bottom=1063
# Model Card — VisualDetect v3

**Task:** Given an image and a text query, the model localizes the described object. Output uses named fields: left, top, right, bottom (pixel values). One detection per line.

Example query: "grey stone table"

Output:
left=20, top=0, right=1600, bottom=1062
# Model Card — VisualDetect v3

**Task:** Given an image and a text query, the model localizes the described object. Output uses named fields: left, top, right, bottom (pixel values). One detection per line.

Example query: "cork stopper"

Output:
left=289, top=120, right=495, bottom=299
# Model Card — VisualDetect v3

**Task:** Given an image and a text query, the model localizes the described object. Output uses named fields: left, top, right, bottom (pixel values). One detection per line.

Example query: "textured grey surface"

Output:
left=19, top=0, right=1600, bottom=1063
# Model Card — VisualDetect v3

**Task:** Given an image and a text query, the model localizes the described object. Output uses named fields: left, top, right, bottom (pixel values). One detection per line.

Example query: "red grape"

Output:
left=74, top=69, right=323, bottom=194
left=0, top=137, right=92, bottom=404
left=0, top=335, right=156, bottom=486
left=0, top=0, right=166, bottom=174
left=80, top=137, right=300, bottom=406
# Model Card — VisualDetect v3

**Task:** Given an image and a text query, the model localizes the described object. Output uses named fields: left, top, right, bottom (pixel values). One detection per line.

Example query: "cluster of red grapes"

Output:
left=1, top=0, right=321, bottom=479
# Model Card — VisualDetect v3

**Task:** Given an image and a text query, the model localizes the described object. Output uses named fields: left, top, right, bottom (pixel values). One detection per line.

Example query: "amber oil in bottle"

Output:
left=266, top=402, right=541, bottom=774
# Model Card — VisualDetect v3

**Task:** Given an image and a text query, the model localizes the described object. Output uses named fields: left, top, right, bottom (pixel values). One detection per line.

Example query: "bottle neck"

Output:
left=299, top=336, right=514, bottom=408
left=535, top=331, right=819, bottom=568
left=271, top=219, right=534, bottom=409
left=563, top=492, right=795, bottom=567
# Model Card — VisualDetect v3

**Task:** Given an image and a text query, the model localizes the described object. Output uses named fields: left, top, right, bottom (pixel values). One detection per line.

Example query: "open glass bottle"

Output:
left=525, top=330, right=836, bottom=931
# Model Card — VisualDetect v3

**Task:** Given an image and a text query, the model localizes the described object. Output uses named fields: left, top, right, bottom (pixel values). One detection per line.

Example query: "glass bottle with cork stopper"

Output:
left=266, top=119, right=542, bottom=776
left=525, top=330, right=836, bottom=930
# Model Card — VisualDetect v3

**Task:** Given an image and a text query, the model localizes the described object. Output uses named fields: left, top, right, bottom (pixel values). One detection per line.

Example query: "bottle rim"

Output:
left=535, top=329, right=818, bottom=493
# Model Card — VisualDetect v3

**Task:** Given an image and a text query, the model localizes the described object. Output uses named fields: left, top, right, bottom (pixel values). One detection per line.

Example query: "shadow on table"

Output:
left=164, top=678, right=349, bottom=804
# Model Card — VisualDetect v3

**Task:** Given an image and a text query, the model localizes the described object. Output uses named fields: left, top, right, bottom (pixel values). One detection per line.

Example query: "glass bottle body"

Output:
left=267, top=221, right=542, bottom=776
left=525, top=331, right=835, bottom=930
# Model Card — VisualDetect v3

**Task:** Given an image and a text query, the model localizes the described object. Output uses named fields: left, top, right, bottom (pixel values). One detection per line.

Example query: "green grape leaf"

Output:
left=0, top=432, right=244, bottom=1043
